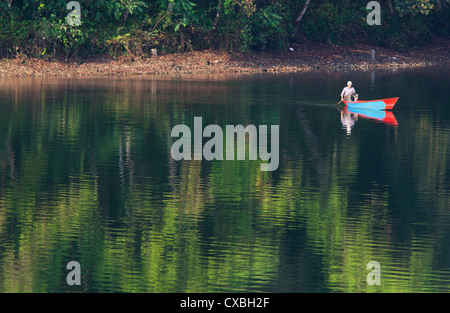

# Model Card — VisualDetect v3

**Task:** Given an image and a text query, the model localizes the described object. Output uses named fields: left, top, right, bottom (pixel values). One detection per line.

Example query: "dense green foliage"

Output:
left=0, top=0, right=449, bottom=58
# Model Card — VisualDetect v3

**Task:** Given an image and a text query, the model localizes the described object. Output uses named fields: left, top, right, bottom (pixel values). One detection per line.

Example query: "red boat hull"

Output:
left=343, top=97, right=399, bottom=110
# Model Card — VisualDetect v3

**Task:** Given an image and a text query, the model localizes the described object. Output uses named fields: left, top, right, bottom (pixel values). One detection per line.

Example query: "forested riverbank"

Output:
left=1, top=0, right=449, bottom=61
left=0, top=38, right=448, bottom=77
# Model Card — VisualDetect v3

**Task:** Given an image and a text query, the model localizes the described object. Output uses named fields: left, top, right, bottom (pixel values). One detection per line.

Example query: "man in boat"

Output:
left=340, top=81, right=358, bottom=102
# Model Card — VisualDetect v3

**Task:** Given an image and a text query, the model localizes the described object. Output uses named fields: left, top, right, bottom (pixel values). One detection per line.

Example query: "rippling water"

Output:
left=0, top=68, right=449, bottom=292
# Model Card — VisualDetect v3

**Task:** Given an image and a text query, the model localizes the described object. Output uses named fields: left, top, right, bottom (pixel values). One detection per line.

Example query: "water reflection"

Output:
left=345, top=107, right=398, bottom=126
left=0, top=69, right=449, bottom=293
left=340, top=110, right=359, bottom=135
left=339, top=106, right=398, bottom=135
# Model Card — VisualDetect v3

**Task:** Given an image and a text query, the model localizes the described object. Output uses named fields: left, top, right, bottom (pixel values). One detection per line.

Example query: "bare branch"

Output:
left=387, top=0, right=394, bottom=14
left=213, top=0, right=222, bottom=28
left=295, top=0, right=310, bottom=24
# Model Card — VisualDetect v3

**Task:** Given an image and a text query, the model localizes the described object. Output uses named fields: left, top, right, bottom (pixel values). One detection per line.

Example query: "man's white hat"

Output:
left=347, top=81, right=352, bottom=85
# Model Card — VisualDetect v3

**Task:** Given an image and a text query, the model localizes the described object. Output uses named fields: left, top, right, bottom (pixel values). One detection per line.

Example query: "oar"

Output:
left=336, top=99, right=343, bottom=106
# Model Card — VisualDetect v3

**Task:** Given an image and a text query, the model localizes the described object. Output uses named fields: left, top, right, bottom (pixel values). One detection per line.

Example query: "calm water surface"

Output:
left=0, top=69, right=449, bottom=292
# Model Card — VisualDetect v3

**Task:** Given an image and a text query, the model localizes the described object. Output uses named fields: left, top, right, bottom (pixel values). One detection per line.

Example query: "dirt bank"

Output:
left=1, top=37, right=449, bottom=78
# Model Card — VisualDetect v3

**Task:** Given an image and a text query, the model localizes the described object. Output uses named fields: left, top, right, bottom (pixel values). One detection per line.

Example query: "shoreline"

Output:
left=1, top=40, right=449, bottom=78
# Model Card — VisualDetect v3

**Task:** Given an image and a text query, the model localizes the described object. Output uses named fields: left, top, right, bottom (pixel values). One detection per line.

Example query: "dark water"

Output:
left=0, top=69, right=449, bottom=293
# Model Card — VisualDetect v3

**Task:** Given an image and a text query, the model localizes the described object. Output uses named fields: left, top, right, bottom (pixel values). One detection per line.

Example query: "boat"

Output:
left=343, top=97, right=399, bottom=110
left=343, top=107, right=398, bottom=126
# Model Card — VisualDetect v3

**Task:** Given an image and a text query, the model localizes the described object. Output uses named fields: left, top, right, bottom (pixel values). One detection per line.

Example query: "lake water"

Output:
left=0, top=68, right=449, bottom=293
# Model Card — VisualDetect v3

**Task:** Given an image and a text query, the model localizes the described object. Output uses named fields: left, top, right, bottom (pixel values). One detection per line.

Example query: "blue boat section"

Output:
left=346, top=108, right=386, bottom=119
left=347, top=100, right=386, bottom=110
